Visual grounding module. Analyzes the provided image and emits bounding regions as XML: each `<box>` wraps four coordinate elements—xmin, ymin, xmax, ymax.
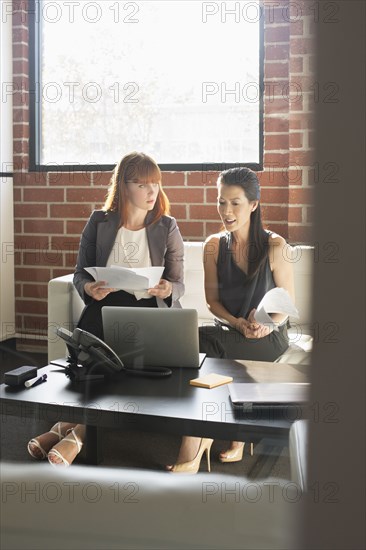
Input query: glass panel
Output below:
<box><xmin>39</xmin><ymin>0</ymin><xmax>262</xmax><ymax>166</ymax></box>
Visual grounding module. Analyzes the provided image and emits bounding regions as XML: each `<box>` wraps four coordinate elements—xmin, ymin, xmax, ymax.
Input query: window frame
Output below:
<box><xmin>29</xmin><ymin>1</ymin><xmax>264</xmax><ymax>173</ymax></box>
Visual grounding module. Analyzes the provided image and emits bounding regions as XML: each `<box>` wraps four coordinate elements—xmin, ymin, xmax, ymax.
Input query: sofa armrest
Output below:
<box><xmin>48</xmin><ymin>274</ymin><xmax>84</xmax><ymax>362</ymax></box>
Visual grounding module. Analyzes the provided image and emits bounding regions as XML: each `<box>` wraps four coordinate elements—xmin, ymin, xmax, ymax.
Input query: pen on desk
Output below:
<box><xmin>25</xmin><ymin>374</ymin><xmax>47</xmax><ymax>388</ymax></box>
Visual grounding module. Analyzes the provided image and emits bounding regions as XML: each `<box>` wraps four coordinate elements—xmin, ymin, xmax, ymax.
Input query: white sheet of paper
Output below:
<box><xmin>254</xmin><ymin>287</ymin><xmax>299</xmax><ymax>331</ymax></box>
<box><xmin>84</xmin><ymin>266</ymin><xmax>164</xmax><ymax>291</ymax></box>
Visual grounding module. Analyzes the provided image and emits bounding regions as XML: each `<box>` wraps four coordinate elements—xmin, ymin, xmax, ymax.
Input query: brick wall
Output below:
<box><xmin>11</xmin><ymin>0</ymin><xmax>315</xmax><ymax>350</ymax></box>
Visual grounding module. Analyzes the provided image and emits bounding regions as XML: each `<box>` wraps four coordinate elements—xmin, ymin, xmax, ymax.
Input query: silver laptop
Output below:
<box><xmin>102</xmin><ymin>307</ymin><xmax>205</xmax><ymax>368</ymax></box>
<box><xmin>228</xmin><ymin>383</ymin><xmax>310</xmax><ymax>410</ymax></box>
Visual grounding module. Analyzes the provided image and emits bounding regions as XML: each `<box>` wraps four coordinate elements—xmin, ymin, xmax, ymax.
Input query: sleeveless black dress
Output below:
<box><xmin>199</xmin><ymin>232</ymin><xmax>289</xmax><ymax>361</ymax></box>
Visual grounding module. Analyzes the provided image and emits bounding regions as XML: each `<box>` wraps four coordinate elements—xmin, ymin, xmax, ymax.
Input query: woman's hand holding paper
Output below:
<box><xmin>147</xmin><ymin>279</ymin><xmax>172</xmax><ymax>300</ymax></box>
<box><xmin>84</xmin><ymin>280</ymin><xmax>118</xmax><ymax>301</ymax></box>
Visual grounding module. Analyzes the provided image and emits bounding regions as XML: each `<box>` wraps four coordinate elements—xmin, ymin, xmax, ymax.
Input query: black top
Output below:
<box><xmin>217</xmin><ymin>231</ymin><xmax>275</xmax><ymax>319</ymax></box>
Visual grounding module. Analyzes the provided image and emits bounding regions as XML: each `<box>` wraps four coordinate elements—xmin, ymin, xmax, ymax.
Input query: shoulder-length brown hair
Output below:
<box><xmin>103</xmin><ymin>151</ymin><xmax>170</xmax><ymax>227</ymax></box>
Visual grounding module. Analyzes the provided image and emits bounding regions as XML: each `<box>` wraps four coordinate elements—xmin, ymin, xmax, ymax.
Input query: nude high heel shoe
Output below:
<box><xmin>47</xmin><ymin>428</ymin><xmax>83</xmax><ymax>467</ymax></box>
<box><xmin>219</xmin><ymin>442</ymin><xmax>254</xmax><ymax>463</ymax></box>
<box><xmin>27</xmin><ymin>422</ymin><xmax>70</xmax><ymax>460</ymax></box>
<box><xmin>170</xmin><ymin>438</ymin><xmax>214</xmax><ymax>474</ymax></box>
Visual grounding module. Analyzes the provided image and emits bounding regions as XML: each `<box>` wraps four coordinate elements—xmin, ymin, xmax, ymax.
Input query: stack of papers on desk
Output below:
<box><xmin>84</xmin><ymin>266</ymin><xmax>164</xmax><ymax>291</ymax></box>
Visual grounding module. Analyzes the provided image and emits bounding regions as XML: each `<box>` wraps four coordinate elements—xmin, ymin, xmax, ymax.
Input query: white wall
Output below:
<box><xmin>0</xmin><ymin>8</ymin><xmax>15</xmax><ymax>341</ymax></box>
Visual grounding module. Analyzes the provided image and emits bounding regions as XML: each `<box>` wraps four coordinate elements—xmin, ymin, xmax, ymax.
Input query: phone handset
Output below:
<box><xmin>56</xmin><ymin>327</ymin><xmax>171</xmax><ymax>379</ymax></box>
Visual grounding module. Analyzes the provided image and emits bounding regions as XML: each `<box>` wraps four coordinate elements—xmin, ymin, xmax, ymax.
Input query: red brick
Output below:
<box><xmin>51</xmin><ymin>268</ymin><xmax>74</xmax><ymax>278</ymax></box>
<box><xmin>14</xmin><ymin>203</ymin><xmax>48</xmax><ymax>218</ymax></box>
<box><xmin>93</xmin><ymin>170</ymin><xmax>113</xmax><ymax>185</ymax></box>
<box><xmin>265</xmin><ymin>44</ymin><xmax>290</xmax><ymax>61</ymax></box>
<box><xmin>205</xmin><ymin>222</ymin><xmax>223</xmax><ymax>236</ymax></box>
<box><xmin>267</xmin><ymin>6</ymin><xmax>291</xmax><ymax>25</ymax></box>
<box><xmin>264</xmin><ymin>223</ymin><xmax>288</xmax><ymax>240</ymax></box>
<box><xmin>190</xmin><ymin>205</ymin><xmax>219</xmax><ymax>220</ymax></box>
<box><xmin>13</xmin><ymin>59</ymin><xmax>29</xmax><ymax>75</ymax></box>
<box><xmin>289</xmin><ymin>57</ymin><xmax>303</xmax><ymax>73</ymax></box>
<box><xmin>65</xmin><ymin>253</ymin><xmax>78</xmax><ymax>268</ymax></box>
<box><xmin>168</xmin><ymin>188</ymin><xmax>204</xmax><ymax>203</ymax></box>
<box><xmin>23</xmin><ymin>250</ymin><xmax>63</xmax><ymax>267</ymax></box>
<box><xmin>289</xmin><ymin>150</ymin><xmax>314</xmax><ymax>167</ymax></box>
<box><xmin>291</xmin><ymin>38</ymin><xmax>315</xmax><ymax>56</ymax></box>
<box><xmin>262</xmin><ymin>205</ymin><xmax>288</xmax><ymax>222</ymax></box>
<box><xmin>265</xmin><ymin>134</ymin><xmax>289</xmax><ymax>151</ymax></box>
<box><xmin>16</xmin><ymin>300</ymin><xmax>48</xmax><ymax>315</ymax></box>
<box><xmin>67</xmin><ymin>188</ymin><xmax>106</xmax><ymax>203</ymax></box>
<box><xmin>13</xmin><ymin>154</ymin><xmax>29</xmax><ymax>170</ymax></box>
<box><xmin>13</xmin><ymin>43</ymin><xmax>28</xmax><ymax>59</ymax></box>
<box><xmin>187</xmin><ymin>171</ymin><xmax>220</xmax><ymax>186</ymax></box>
<box><xmin>15</xmin><ymin>172</ymin><xmax>48</xmax><ymax>186</ymax></box>
<box><xmin>289</xmin><ymin>133</ymin><xmax>303</xmax><ymax>148</ymax></box>
<box><xmin>15</xmin><ymin>235</ymin><xmax>49</xmax><ymax>249</ymax></box>
<box><xmin>264</xmin><ymin>117</ymin><xmax>289</xmax><ymax>133</ymax></box>
<box><xmin>13</xmin><ymin>140</ymin><xmax>28</xmax><ymax>154</ymax></box>
<box><xmin>161</xmin><ymin>172</ymin><xmax>185</xmax><ymax>186</ymax></box>
<box><xmin>13</xmin><ymin>124</ymin><xmax>29</xmax><ymax>139</ymax></box>
<box><xmin>13</xmin><ymin>108</ymin><xmax>29</xmax><ymax>123</ymax></box>
<box><xmin>13</xmin><ymin>26</ymin><xmax>29</xmax><ymax>44</ymax></box>
<box><xmin>290</xmin><ymin>113</ymin><xmax>315</xmax><ymax>130</ymax></box>
<box><xmin>177</xmin><ymin>222</ymin><xmax>204</xmax><ymax>239</ymax></box>
<box><xmin>15</xmin><ymin>283</ymin><xmax>22</xmax><ymax>298</ymax></box>
<box><xmin>14</xmin><ymin>219</ymin><xmax>22</xmax><ymax>233</ymax></box>
<box><xmin>287</xmin><ymin>168</ymin><xmax>303</xmax><ymax>185</ymax></box>
<box><xmin>258</xmin><ymin>169</ymin><xmax>288</xmax><ymax>186</ymax></box>
<box><xmin>23</xmin><ymin>284</ymin><xmax>48</xmax><ymax>299</ymax></box>
<box><xmin>206</xmin><ymin>188</ymin><xmax>219</xmax><ymax>203</ymax></box>
<box><xmin>265</xmin><ymin>62</ymin><xmax>289</xmax><ymax>79</ymax></box>
<box><xmin>50</xmin><ymin>204</ymin><xmax>92</xmax><ymax>218</ymax></box>
<box><xmin>14</xmin><ymin>251</ymin><xmax>22</xmax><ymax>265</ymax></box>
<box><xmin>15</xmin><ymin>267</ymin><xmax>51</xmax><ymax>282</ymax></box>
<box><xmin>288</xmin><ymin>225</ymin><xmax>313</xmax><ymax>244</ymax></box>
<box><xmin>23</xmin><ymin>188</ymin><xmax>64</xmax><ymax>202</ymax></box>
<box><xmin>13</xmin><ymin>188</ymin><xmax>22</xmax><ymax>202</ymax></box>
<box><xmin>23</xmin><ymin>220</ymin><xmax>64</xmax><ymax>234</ymax></box>
<box><xmin>51</xmin><ymin>236</ymin><xmax>80</xmax><ymax>253</ymax></box>
<box><xmin>265</xmin><ymin>26</ymin><xmax>289</xmax><ymax>43</ymax></box>
<box><xmin>288</xmin><ymin>207</ymin><xmax>303</xmax><ymax>222</ymax></box>
<box><xmin>263</xmin><ymin>153</ymin><xmax>290</xmax><ymax>169</ymax></box>
<box><xmin>13</xmin><ymin>91</ymin><xmax>29</xmax><ymax>108</ymax></box>
<box><xmin>48</xmin><ymin>172</ymin><xmax>91</xmax><ymax>186</ymax></box>
<box><xmin>265</xmin><ymin>97</ymin><xmax>290</xmax><ymax>116</ymax></box>
<box><xmin>261</xmin><ymin>188</ymin><xmax>289</xmax><ymax>204</ymax></box>
<box><xmin>290</xmin><ymin>19</ymin><xmax>304</xmax><ymax>36</ymax></box>
<box><xmin>18</xmin><ymin>315</ymin><xmax>49</xmax><ymax>333</ymax></box>
<box><xmin>170</xmin><ymin>204</ymin><xmax>187</xmax><ymax>219</ymax></box>
<box><xmin>67</xmin><ymin>220</ymin><xmax>86</xmax><ymax>235</ymax></box>
<box><xmin>289</xmin><ymin>188</ymin><xmax>314</xmax><ymax>204</ymax></box>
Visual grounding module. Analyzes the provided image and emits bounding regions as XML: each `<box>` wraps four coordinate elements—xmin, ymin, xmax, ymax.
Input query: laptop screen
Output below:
<box><xmin>101</xmin><ymin>307</ymin><xmax>204</xmax><ymax>368</ymax></box>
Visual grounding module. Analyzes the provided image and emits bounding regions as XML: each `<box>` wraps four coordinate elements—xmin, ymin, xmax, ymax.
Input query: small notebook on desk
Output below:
<box><xmin>190</xmin><ymin>373</ymin><xmax>233</xmax><ymax>389</ymax></box>
<box><xmin>228</xmin><ymin>382</ymin><xmax>310</xmax><ymax>409</ymax></box>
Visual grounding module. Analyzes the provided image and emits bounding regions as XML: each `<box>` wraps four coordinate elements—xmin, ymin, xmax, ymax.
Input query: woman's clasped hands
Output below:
<box><xmin>235</xmin><ymin>308</ymin><xmax>273</xmax><ymax>339</ymax></box>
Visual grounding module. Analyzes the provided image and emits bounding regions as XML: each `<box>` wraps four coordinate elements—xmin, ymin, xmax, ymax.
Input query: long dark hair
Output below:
<box><xmin>218</xmin><ymin>167</ymin><xmax>268</xmax><ymax>278</ymax></box>
<box><xmin>103</xmin><ymin>151</ymin><xmax>170</xmax><ymax>227</ymax></box>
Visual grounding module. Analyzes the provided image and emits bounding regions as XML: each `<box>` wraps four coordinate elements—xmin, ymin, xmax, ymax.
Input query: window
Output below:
<box><xmin>29</xmin><ymin>0</ymin><xmax>264</xmax><ymax>171</ymax></box>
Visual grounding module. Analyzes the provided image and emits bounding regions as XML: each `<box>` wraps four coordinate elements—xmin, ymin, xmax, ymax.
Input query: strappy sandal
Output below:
<box><xmin>47</xmin><ymin>428</ymin><xmax>83</xmax><ymax>467</ymax></box>
<box><xmin>27</xmin><ymin>422</ymin><xmax>68</xmax><ymax>460</ymax></box>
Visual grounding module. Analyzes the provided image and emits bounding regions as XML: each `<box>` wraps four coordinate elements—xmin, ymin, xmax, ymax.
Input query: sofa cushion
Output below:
<box><xmin>1</xmin><ymin>462</ymin><xmax>303</xmax><ymax>549</ymax></box>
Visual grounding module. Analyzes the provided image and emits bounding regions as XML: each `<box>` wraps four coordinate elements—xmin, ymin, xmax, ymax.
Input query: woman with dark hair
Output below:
<box><xmin>168</xmin><ymin>166</ymin><xmax>294</xmax><ymax>473</ymax></box>
<box><xmin>27</xmin><ymin>151</ymin><xmax>184</xmax><ymax>467</ymax></box>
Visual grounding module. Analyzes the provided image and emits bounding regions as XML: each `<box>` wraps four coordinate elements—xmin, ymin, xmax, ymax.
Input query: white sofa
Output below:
<box><xmin>48</xmin><ymin>242</ymin><xmax>314</xmax><ymax>363</ymax></box>
<box><xmin>1</xmin><ymin>462</ymin><xmax>304</xmax><ymax>550</ymax></box>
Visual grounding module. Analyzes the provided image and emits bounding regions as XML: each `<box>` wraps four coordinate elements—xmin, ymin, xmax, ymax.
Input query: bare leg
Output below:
<box><xmin>27</xmin><ymin>422</ymin><xmax>77</xmax><ymax>460</ymax></box>
<box><xmin>166</xmin><ymin>436</ymin><xmax>202</xmax><ymax>470</ymax></box>
<box><xmin>48</xmin><ymin>424</ymin><xmax>86</xmax><ymax>466</ymax></box>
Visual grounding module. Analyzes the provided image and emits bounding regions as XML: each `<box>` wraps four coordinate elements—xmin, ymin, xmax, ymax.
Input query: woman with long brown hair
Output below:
<box><xmin>27</xmin><ymin>151</ymin><xmax>184</xmax><ymax>467</ymax></box>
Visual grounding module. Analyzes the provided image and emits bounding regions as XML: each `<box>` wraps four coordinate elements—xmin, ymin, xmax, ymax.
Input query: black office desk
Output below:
<box><xmin>0</xmin><ymin>358</ymin><xmax>309</xmax><ymax>464</ymax></box>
